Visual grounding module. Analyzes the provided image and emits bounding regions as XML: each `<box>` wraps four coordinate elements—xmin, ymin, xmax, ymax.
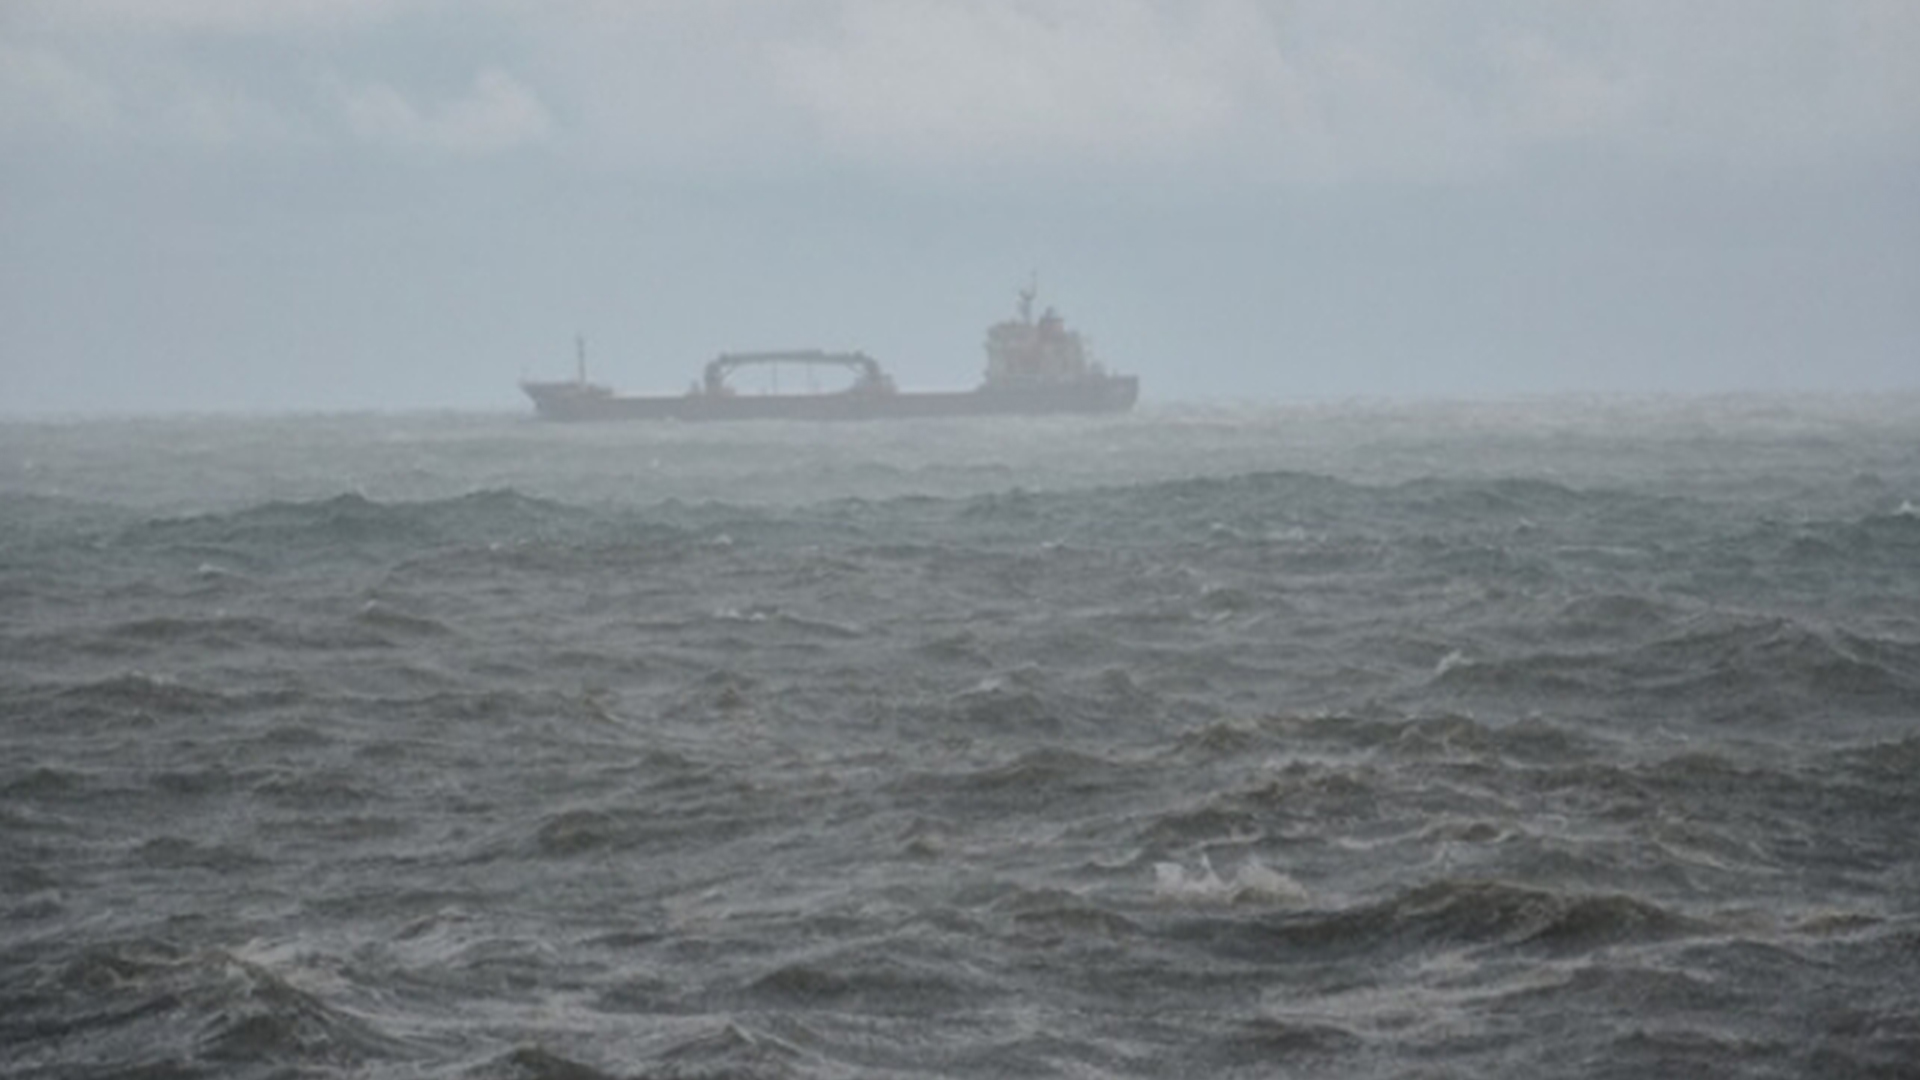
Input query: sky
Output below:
<box><xmin>2</xmin><ymin>0</ymin><xmax>1917</xmax><ymax>415</ymax></box>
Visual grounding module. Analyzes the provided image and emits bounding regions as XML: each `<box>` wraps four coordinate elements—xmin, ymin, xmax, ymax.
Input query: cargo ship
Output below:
<box><xmin>520</xmin><ymin>285</ymin><xmax>1138</xmax><ymax>422</ymax></box>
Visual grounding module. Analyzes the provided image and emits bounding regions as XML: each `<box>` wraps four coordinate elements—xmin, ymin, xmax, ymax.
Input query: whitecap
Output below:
<box><xmin>1154</xmin><ymin>854</ymin><xmax>1308</xmax><ymax>906</ymax></box>
<box><xmin>1233</xmin><ymin>860</ymin><xmax>1311</xmax><ymax>905</ymax></box>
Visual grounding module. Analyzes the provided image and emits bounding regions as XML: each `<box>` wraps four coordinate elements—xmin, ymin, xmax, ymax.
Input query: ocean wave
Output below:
<box><xmin>2</xmin><ymin>672</ymin><xmax>304</xmax><ymax>731</ymax></box>
<box><xmin>3</xmin><ymin>614</ymin><xmax>404</xmax><ymax>670</ymax></box>
<box><xmin>1134</xmin><ymin>799</ymin><xmax>1268</xmax><ymax>852</ymax></box>
<box><xmin>892</xmin><ymin>745</ymin><xmax>1142</xmax><ymax>819</ymax></box>
<box><xmin>738</xmin><ymin>947</ymin><xmax>999</xmax><ymax>1014</ymax></box>
<box><xmin>132</xmin><ymin>835</ymin><xmax>264</xmax><ymax>873</ymax></box>
<box><xmin>476</xmin><ymin>1044</ymin><xmax>623</xmax><ymax>1080</ymax></box>
<box><xmin>519</xmin><ymin>780</ymin><xmax>764</xmax><ymax>862</ymax></box>
<box><xmin>1201</xmin><ymin>713</ymin><xmax>1596</xmax><ymax>769</ymax></box>
<box><xmin>353</xmin><ymin>600</ymin><xmax>460</xmax><ymax>640</ymax></box>
<box><xmin>1203</xmin><ymin>1015</ymin><xmax>1366</xmax><ymax>1066</ymax></box>
<box><xmin>1783</xmin><ymin>510</ymin><xmax>1920</xmax><ymax>568</ymax></box>
<box><xmin>0</xmin><ymin>492</ymin><xmax>131</xmax><ymax>549</ymax></box>
<box><xmin>1641</xmin><ymin>617</ymin><xmax>1920</xmax><ymax>718</ymax></box>
<box><xmin>118</xmin><ymin>488</ymin><xmax>602</xmax><ymax>570</ymax></box>
<box><xmin>1432</xmin><ymin>614</ymin><xmax>1920</xmax><ymax>721</ymax></box>
<box><xmin>1176</xmin><ymin>878</ymin><xmax>1697</xmax><ymax>963</ymax></box>
<box><xmin>7</xmin><ymin>410</ymin><xmax>1918</xmax><ymax>1078</ymax></box>
<box><xmin>1834</xmin><ymin>733</ymin><xmax>1920</xmax><ymax>782</ymax></box>
<box><xmin>1153</xmin><ymin>855</ymin><xmax>1310</xmax><ymax>908</ymax></box>
<box><xmin>1550</xmin><ymin>592</ymin><xmax>1691</xmax><ymax>641</ymax></box>
<box><xmin>0</xmin><ymin>940</ymin><xmax>413</xmax><ymax>1077</ymax></box>
<box><xmin>1393</xmin><ymin>476</ymin><xmax>1594</xmax><ymax>520</ymax></box>
<box><xmin>643</xmin><ymin>1021</ymin><xmax>810</xmax><ymax>1080</ymax></box>
<box><xmin>988</xmin><ymin>883</ymin><xmax>1146</xmax><ymax>944</ymax></box>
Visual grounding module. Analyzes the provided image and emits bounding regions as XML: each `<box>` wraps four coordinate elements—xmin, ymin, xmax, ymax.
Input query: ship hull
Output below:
<box><xmin>521</xmin><ymin>376</ymin><xmax>1138</xmax><ymax>423</ymax></box>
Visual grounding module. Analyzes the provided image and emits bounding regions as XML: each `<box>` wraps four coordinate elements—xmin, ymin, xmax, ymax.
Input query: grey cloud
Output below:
<box><xmin>1</xmin><ymin>0</ymin><xmax>1914</xmax><ymax>415</ymax></box>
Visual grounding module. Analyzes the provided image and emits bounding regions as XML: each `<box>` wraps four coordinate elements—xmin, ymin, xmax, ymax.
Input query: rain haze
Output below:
<box><xmin>2</xmin><ymin>0</ymin><xmax>1917</xmax><ymax>415</ymax></box>
<box><xmin>10</xmin><ymin>7</ymin><xmax>1920</xmax><ymax>1079</ymax></box>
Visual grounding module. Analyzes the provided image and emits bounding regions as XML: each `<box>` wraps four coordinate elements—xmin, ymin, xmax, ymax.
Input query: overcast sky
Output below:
<box><xmin>3</xmin><ymin>0</ymin><xmax>1916</xmax><ymax>415</ymax></box>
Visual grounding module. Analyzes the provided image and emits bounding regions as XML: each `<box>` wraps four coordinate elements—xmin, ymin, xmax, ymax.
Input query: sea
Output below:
<box><xmin>3</xmin><ymin>397</ymin><xmax>1918</xmax><ymax>1079</ymax></box>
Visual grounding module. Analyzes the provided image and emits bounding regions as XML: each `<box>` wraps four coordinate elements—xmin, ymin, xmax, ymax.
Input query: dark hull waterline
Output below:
<box><xmin>521</xmin><ymin>376</ymin><xmax>1140</xmax><ymax>422</ymax></box>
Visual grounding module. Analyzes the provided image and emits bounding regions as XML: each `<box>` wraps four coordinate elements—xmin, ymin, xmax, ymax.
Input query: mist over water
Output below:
<box><xmin>4</xmin><ymin>398</ymin><xmax>1918</xmax><ymax>1078</ymax></box>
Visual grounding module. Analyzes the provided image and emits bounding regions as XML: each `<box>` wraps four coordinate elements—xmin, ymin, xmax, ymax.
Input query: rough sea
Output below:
<box><xmin>4</xmin><ymin>398</ymin><xmax>1918</xmax><ymax>1079</ymax></box>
